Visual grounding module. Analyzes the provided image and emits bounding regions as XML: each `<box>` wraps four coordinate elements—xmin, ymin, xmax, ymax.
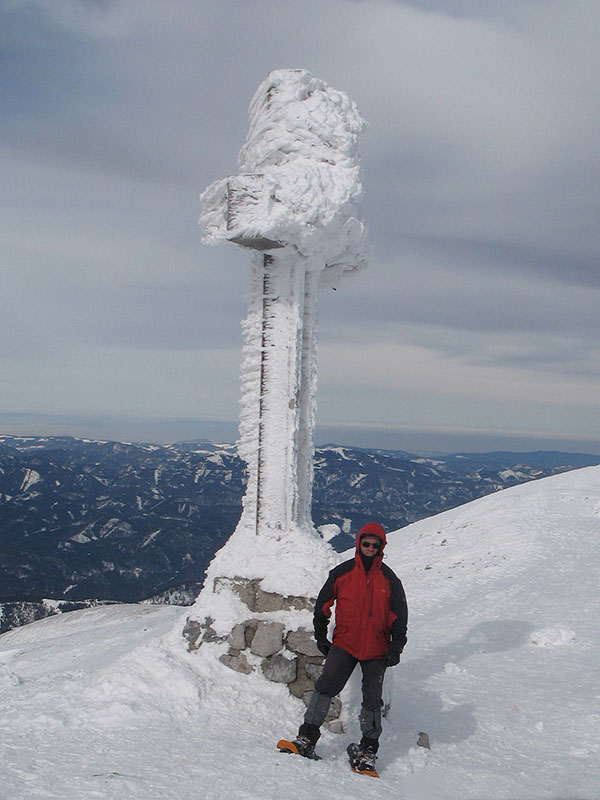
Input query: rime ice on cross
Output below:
<box><xmin>200</xmin><ymin>69</ymin><xmax>367</xmax><ymax>542</ymax></box>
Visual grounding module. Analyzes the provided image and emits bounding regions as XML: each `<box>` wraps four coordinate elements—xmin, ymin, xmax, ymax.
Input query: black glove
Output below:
<box><xmin>316</xmin><ymin>638</ymin><xmax>332</xmax><ymax>656</ymax></box>
<box><xmin>384</xmin><ymin>649</ymin><xmax>401</xmax><ymax>668</ymax></box>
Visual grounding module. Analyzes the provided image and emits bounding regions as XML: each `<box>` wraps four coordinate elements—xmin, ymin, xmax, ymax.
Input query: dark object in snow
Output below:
<box><xmin>277</xmin><ymin>737</ymin><xmax>321</xmax><ymax>760</ymax></box>
<box><xmin>347</xmin><ymin>742</ymin><xmax>380</xmax><ymax>778</ymax></box>
<box><xmin>417</xmin><ymin>731</ymin><xmax>431</xmax><ymax>749</ymax></box>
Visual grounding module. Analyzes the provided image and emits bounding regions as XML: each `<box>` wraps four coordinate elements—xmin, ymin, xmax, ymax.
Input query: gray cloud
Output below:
<box><xmin>1</xmin><ymin>0</ymin><xmax>599</xmax><ymax>451</ymax></box>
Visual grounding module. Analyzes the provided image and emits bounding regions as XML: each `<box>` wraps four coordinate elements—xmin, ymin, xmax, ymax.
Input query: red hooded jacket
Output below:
<box><xmin>313</xmin><ymin>522</ymin><xmax>408</xmax><ymax>661</ymax></box>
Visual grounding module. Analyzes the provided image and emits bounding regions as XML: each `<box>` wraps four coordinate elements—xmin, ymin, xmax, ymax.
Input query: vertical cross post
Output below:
<box><xmin>199</xmin><ymin>69</ymin><xmax>367</xmax><ymax>547</ymax></box>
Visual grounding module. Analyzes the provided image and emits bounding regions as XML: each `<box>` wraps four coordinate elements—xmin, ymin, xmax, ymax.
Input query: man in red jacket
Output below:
<box><xmin>279</xmin><ymin>522</ymin><xmax>408</xmax><ymax>774</ymax></box>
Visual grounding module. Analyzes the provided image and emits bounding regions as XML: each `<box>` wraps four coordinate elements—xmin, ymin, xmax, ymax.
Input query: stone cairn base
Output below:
<box><xmin>183</xmin><ymin>576</ymin><xmax>343</xmax><ymax>732</ymax></box>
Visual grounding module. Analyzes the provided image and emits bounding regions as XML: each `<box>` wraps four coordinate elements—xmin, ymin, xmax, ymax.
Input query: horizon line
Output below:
<box><xmin>1</xmin><ymin>412</ymin><xmax>599</xmax><ymax>457</ymax></box>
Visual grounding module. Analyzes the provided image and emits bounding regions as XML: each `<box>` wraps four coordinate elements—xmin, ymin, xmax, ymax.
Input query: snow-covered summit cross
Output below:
<box><xmin>199</xmin><ymin>69</ymin><xmax>367</xmax><ymax>589</ymax></box>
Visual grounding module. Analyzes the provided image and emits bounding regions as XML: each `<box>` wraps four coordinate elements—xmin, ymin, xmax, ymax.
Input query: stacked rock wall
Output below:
<box><xmin>183</xmin><ymin>576</ymin><xmax>344</xmax><ymax>732</ymax></box>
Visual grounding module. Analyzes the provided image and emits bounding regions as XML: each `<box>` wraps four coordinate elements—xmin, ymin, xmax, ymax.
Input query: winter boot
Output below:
<box><xmin>347</xmin><ymin>742</ymin><xmax>379</xmax><ymax>777</ymax></box>
<box><xmin>277</xmin><ymin>735</ymin><xmax>320</xmax><ymax>760</ymax></box>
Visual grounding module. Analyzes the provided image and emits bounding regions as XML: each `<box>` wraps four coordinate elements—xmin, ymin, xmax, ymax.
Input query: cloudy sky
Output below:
<box><xmin>2</xmin><ymin>0</ymin><xmax>599</xmax><ymax>454</ymax></box>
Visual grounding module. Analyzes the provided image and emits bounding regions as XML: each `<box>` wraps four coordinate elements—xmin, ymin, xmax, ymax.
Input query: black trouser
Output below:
<box><xmin>299</xmin><ymin>645</ymin><xmax>386</xmax><ymax>749</ymax></box>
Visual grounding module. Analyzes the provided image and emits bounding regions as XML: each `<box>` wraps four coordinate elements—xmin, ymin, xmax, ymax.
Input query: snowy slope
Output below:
<box><xmin>1</xmin><ymin>467</ymin><xmax>599</xmax><ymax>799</ymax></box>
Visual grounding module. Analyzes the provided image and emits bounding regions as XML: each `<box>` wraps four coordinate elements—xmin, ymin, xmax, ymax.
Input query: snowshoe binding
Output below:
<box><xmin>347</xmin><ymin>742</ymin><xmax>379</xmax><ymax>778</ymax></box>
<box><xmin>277</xmin><ymin>736</ymin><xmax>320</xmax><ymax>760</ymax></box>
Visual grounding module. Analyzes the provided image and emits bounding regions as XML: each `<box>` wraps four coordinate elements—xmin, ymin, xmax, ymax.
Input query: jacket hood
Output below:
<box><xmin>355</xmin><ymin>522</ymin><xmax>387</xmax><ymax>556</ymax></box>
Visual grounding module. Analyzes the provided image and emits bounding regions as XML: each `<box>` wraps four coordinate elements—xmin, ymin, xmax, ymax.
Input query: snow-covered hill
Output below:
<box><xmin>1</xmin><ymin>467</ymin><xmax>599</xmax><ymax>799</ymax></box>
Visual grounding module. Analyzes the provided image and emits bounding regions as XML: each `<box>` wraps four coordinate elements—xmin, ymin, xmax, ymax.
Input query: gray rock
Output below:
<box><xmin>255</xmin><ymin>588</ymin><xmax>314</xmax><ymax>613</ymax></box>
<box><xmin>219</xmin><ymin>652</ymin><xmax>253</xmax><ymax>674</ymax></box>
<box><xmin>255</xmin><ymin>588</ymin><xmax>284</xmax><ymax>613</ymax></box>
<box><xmin>325</xmin><ymin>719</ymin><xmax>344</xmax><ymax>734</ymax></box>
<box><xmin>182</xmin><ymin>618</ymin><xmax>202</xmax><ymax>649</ymax></box>
<box><xmin>280</xmin><ymin>594</ymin><xmax>315</xmax><ymax>612</ymax></box>
<box><xmin>288</xmin><ymin>672</ymin><xmax>314</xmax><ymax>698</ymax></box>
<box><xmin>417</xmin><ymin>731</ymin><xmax>430</xmax><ymax>749</ymax></box>
<box><xmin>212</xmin><ymin>576</ymin><xmax>314</xmax><ymax>613</ymax></box>
<box><xmin>213</xmin><ymin>576</ymin><xmax>259</xmax><ymax>611</ymax></box>
<box><xmin>286</xmin><ymin>627</ymin><xmax>321</xmax><ymax>656</ymax></box>
<box><xmin>288</xmin><ymin>655</ymin><xmax>322</xmax><ymax>698</ymax></box>
<box><xmin>227</xmin><ymin>623</ymin><xmax>247</xmax><ymax>651</ymax></box>
<box><xmin>262</xmin><ymin>653</ymin><xmax>297</xmax><ymax>683</ymax></box>
<box><xmin>305</xmin><ymin>661</ymin><xmax>323</xmax><ymax>681</ymax></box>
<box><xmin>244</xmin><ymin>619</ymin><xmax>259</xmax><ymax>648</ymax></box>
<box><xmin>182</xmin><ymin>615</ymin><xmax>227</xmax><ymax>649</ymax></box>
<box><xmin>201</xmin><ymin>623</ymin><xmax>225</xmax><ymax>644</ymax></box>
<box><xmin>250</xmin><ymin>621</ymin><xmax>285</xmax><ymax>657</ymax></box>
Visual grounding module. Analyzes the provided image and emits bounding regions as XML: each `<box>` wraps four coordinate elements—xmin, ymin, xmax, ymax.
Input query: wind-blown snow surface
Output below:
<box><xmin>2</xmin><ymin>467</ymin><xmax>599</xmax><ymax>799</ymax></box>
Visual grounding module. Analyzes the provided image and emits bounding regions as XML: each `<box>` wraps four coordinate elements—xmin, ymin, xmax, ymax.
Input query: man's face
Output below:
<box><xmin>360</xmin><ymin>536</ymin><xmax>381</xmax><ymax>554</ymax></box>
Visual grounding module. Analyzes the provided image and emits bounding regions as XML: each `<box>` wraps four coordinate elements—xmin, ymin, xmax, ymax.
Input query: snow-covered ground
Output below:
<box><xmin>1</xmin><ymin>466</ymin><xmax>599</xmax><ymax>799</ymax></box>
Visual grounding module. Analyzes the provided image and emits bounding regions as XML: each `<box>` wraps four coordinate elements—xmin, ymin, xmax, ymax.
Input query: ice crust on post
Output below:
<box><xmin>196</xmin><ymin>70</ymin><xmax>367</xmax><ymax>599</ymax></box>
<box><xmin>200</xmin><ymin>68</ymin><xmax>368</xmax><ymax>275</ymax></box>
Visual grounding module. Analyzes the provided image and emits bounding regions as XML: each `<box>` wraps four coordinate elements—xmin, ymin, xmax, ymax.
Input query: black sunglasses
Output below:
<box><xmin>360</xmin><ymin>539</ymin><xmax>381</xmax><ymax>550</ymax></box>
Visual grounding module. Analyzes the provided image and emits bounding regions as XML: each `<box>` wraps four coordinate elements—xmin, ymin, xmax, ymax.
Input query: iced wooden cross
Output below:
<box><xmin>200</xmin><ymin>69</ymin><xmax>367</xmax><ymax>544</ymax></box>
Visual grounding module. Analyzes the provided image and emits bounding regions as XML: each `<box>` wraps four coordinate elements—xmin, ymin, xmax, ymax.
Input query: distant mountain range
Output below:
<box><xmin>1</xmin><ymin>434</ymin><xmax>598</xmax><ymax>632</ymax></box>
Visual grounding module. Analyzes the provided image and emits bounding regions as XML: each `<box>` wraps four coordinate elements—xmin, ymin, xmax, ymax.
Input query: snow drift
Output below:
<box><xmin>1</xmin><ymin>466</ymin><xmax>599</xmax><ymax>799</ymax></box>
